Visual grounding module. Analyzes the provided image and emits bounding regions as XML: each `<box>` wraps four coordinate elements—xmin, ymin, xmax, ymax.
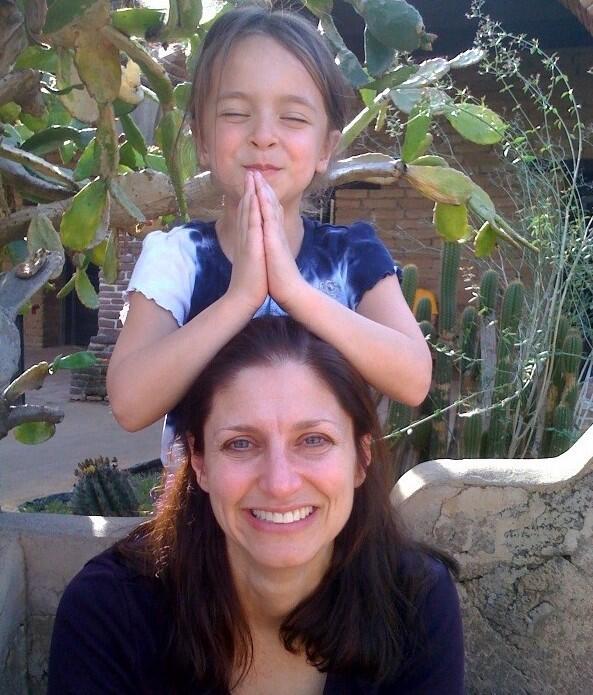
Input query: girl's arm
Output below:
<box><xmin>286</xmin><ymin>276</ymin><xmax>432</xmax><ymax>407</ymax></box>
<box><xmin>107</xmin><ymin>171</ymin><xmax>266</xmax><ymax>431</ymax></box>
<box><xmin>106</xmin><ymin>291</ymin><xmax>256</xmax><ymax>431</ymax></box>
<box><xmin>253</xmin><ymin>170</ymin><xmax>431</xmax><ymax>406</ymax></box>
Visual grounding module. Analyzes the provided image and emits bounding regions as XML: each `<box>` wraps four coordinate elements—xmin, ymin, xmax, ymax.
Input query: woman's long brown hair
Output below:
<box><xmin>117</xmin><ymin>317</ymin><xmax>457</xmax><ymax>692</ymax></box>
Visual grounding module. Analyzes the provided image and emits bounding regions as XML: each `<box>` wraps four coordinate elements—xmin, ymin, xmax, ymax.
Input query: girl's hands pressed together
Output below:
<box><xmin>227</xmin><ymin>170</ymin><xmax>268</xmax><ymax>313</ymax></box>
<box><xmin>253</xmin><ymin>170</ymin><xmax>306</xmax><ymax>311</ymax></box>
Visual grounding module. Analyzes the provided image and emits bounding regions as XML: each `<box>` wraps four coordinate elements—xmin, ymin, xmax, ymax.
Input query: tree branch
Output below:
<box><xmin>6</xmin><ymin>403</ymin><xmax>64</xmax><ymax>429</ymax></box>
<box><xmin>0</xmin><ymin>142</ymin><xmax>79</xmax><ymax>191</ymax></box>
<box><xmin>0</xmin><ymin>156</ymin><xmax>404</xmax><ymax>242</ymax></box>
<box><xmin>0</xmin><ymin>158</ymin><xmax>75</xmax><ymax>203</ymax></box>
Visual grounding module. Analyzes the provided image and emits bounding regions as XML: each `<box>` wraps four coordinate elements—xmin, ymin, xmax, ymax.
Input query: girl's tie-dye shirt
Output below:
<box><xmin>125</xmin><ymin>216</ymin><xmax>401</xmax><ymax>465</ymax></box>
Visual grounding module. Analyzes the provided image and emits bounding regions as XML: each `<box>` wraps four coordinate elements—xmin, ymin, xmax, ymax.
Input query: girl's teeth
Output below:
<box><xmin>251</xmin><ymin>506</ymin><xmax>314</xmax><ymax>524</ymax></box>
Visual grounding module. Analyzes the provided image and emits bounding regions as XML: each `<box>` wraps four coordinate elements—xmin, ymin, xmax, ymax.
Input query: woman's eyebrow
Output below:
<box><xmin>215</xmin><ymin>419</ymin><xmax>340</xmax><ymax>435</ymax></box>
<box><xmin>218</xmin><ymin>91</ymin><xmax>317</xmax><ymax>110</ymax></box>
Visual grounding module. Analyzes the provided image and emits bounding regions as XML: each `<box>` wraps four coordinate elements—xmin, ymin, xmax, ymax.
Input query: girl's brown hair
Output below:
<box><xmin>186</xmin><ymin>5</ymin><xmax>354</xmax><ymax>209</ymax></box>
<box><xmin>189</xmin><ymin>5</ymin><xmax>353</xmax><ymax>141</ymax></box>
<box><xmin>117</xmin><ymin>316</ymin><xmax>457</xmax><ymax>692</ymax></box>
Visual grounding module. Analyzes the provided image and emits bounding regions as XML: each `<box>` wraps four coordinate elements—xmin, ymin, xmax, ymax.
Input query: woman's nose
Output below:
<box><xmin>258</xmin><ymin>447</ymin><xmax>301</xmax><ymax>498</ymax></box>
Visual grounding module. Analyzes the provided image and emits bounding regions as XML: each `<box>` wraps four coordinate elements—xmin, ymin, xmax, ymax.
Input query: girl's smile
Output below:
<box><xmin>197</xmin><ymin>35</ymin><xmax>340</xmax><ymax>220</ymax></box>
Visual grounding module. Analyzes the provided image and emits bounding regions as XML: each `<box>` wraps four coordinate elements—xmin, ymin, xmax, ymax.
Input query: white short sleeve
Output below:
<box><xmin>124</xmin><ymin>225</ymin><xmax>197</xmax><ymax>327</ymax></box>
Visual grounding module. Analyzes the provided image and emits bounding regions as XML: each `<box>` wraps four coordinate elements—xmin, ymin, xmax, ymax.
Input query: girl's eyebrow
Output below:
<box><xmin>218</xmin><ymin>90</ymin><xmax>317</xmax><ymax>111</ymax></box>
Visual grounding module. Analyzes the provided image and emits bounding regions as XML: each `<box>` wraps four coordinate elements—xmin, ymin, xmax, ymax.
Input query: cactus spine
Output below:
<box><xmin>71</xmin><ymin>456</ymin><xmax>138</xmax><ymax>516</ymax></box>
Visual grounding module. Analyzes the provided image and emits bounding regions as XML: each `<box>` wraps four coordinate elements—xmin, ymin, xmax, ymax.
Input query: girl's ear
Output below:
<box><xmin>187</xmin><ymin>434</ymin><xmax>209</xmax><ymax>492</ymax></box>
<box><xmin>315</xmin><ymin>129</ymin><xmax>342</xmax><ymax>174</ymax></box>
<box><xmin>192</xmin><ymin>122</ymin><xmax>210</xmax><ymax>169</ymax></box>
<box><xmin>355</xmin><ymin>434</ymin><xmax>372</xmax><ymax>487</ymax></box>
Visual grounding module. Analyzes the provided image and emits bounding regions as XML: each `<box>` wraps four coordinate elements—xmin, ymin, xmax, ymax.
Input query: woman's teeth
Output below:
<box><xmin>250</xmin><ymin>506</ymin><xmax>314</xmax><ymax>524</ymax></box>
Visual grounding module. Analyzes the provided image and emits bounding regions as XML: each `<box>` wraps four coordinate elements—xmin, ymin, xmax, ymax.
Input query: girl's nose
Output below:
<box><xmin>249</xmin><ymin>114</ymin><xmax>278</xmax><ymax>148</ymax></box>
<box><xmin>258</xmin><ymin>447</ymin><xmax>301</xmax><ymax>498</ymax></box>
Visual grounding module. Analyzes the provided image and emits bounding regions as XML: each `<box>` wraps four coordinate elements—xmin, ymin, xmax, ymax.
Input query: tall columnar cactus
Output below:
<box><xmin>479</xmin><ymin>268</ymin><xmax>499</xmax><ymax>314</ymax></box>
<box><xmin>460</xmin><ymin>412</ymin><xmax>482</xmax><ymax>458</ymax></box>
<box><xmin>541</xmin><ymin>329</ymin><xmax>583</xmax><ymax>457</ymax></box>
<box><xmin>484</xmin><ymin>280</ymin><xmax>525</xmax><ymax>457</ymax></box>
<box><xmin>459</xmin><ymin>305</ymin><xmax>479</xmax><ymax>392</ymax></box>
<box><xmin>415</xmin><ymin>296</ymin><xmax>433</xmax><ymax>323</ymax></box>
<box><xmin>559</xmin><ymin>331</ymin><xmax>582</xmax><ymax>409</ymax></box>
<box><xmin>401</xmin><ymin>264</ymin><xmax>418</xmax><ymax>309</ymax></box>
<box><xmin>428</xmin><ymin>241</ymin><xmax>460</xmax><ymax>458</ymax></box>
<box><xmin>386</xmin><ymin>251</ymin><xmax>582</xmax><ymax>467</ymax></box>
<box><xmin>71</xmin><ymin>456</ymin><xmax>139</xmax><ymax>516</ymax></box>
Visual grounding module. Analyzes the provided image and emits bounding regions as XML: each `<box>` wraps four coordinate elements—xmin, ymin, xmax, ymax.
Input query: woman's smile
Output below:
<box><xmin>191</xmin><ymin>361</ymin><xmax>366</xmax><ymax>573</ymax></box>
<box><xmin>246</xmin><ymin>505</ymin><xmax>318</xmax><ymax>532</ymax></box>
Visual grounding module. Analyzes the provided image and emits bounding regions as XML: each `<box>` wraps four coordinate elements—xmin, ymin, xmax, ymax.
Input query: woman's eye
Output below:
<box><xmin>302</xmin><ymin>434</ymin><xmax>330</xmax><ymax>447</ymax></box>
<box><xmin>226</xmin><ymin>438</ymin><xmax>253</xmax><ymax>451</ymax></box>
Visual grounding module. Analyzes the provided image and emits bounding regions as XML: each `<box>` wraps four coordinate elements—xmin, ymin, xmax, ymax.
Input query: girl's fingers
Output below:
<box><xmin>239</xmin><ymin>171</ymin><xmax>254</xmax><ymax>239</ymax></box>
<box><xmin>249</xmin><ymin>181</ymin><xmax>263</xmax><ymax>229</ymax></box>
<box><xmin>253</xmin><ymin>171</ymin><xmax>283</xmax><ymax>229</ymax></box>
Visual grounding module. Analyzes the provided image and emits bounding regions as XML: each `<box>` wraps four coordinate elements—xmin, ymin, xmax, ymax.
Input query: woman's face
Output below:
<box><xmin>191</xmin><ymin>361</ymin><xmax>368</xmax><ymax>577</ymax></box>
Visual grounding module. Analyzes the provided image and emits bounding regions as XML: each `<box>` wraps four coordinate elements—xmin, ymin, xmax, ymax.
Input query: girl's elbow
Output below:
<box><xmin>107</xmin><ymin>380</ymin><xmax>143</xmax><ymax>432</ymax></box>
<box><xmin>404</xmin><ymin>348</ymin><xmax>433</xmax><ymax>406</ymax></box>
<box><xmin>108</xmin><ymin>394</ymin><xmax>141</xmax><ymax>432</ymax></box>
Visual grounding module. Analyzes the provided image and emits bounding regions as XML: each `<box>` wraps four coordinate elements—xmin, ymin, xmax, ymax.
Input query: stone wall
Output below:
<box><xmin>2</xmin><ymin>426</ymin><xmax>593</xmax><ymax>693</ymax></box>
<box><xmin>392</xmin><ymin>425</ymin><xmax>593</xmax><ymax>693</ymax></box>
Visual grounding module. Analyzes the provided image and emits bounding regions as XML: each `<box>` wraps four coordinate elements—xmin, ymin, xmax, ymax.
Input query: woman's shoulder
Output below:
<box><xmin>60</xmin><ymin>545</ymin><xmax>162</xmax><ymax>615</ymax></box>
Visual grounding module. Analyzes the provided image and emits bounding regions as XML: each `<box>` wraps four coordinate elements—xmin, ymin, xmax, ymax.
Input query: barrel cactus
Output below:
<box><xmin>71</xmin><ymin>456</ymin><xmax>139</xmax><ymax>516</ymax></box>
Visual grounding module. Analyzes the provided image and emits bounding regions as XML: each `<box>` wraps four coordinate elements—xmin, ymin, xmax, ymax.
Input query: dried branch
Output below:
<box><xmin>6</xmin><ymin>403</ymin><xmax>64</xmax><ymax>430</ymax></box>
<box><xmin>0</xmin><ymin>156</ymin><xmax>405</xmax><ymax>242</ymax></box>
<box><xmin>0</xmin><ymin>142</ymin><xmax>79</xmax><ymax>191</ymax></box>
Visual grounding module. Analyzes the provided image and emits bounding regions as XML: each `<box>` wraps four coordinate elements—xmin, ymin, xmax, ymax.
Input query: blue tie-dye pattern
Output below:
<box><xmin>163</xmin><ymin>216</ymin><xmax>400</xmax><ymax>464</ymax></box>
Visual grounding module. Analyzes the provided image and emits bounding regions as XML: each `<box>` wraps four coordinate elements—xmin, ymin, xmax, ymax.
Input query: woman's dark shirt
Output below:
<box><xmin>47</xmin><ymin>547</ymin><xmax>464</xmax><ymax>694</ymax></box>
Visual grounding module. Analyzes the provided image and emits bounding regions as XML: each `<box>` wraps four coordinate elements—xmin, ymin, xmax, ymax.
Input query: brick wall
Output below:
<box><xmin>70</xmin><ymin>231</ymin><xmax>142</xmax><ymax>400</ymax></box>
<box><xmin>22</xmin><ymin>290</ymin><xmax>45</xmax><ymax>349</ymax></box>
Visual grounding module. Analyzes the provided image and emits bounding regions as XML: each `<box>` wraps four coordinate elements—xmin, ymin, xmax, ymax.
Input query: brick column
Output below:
<box><xmin>70</xmin><ymin>230</ymin><xmax>143</xmax><ymax>400</ymax></box>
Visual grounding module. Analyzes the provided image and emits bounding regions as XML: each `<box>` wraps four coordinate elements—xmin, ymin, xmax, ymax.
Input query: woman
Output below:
<box><xmin>48</xmin><ymin>317</ymin><xmax>463</xmax><ymax>694</ymax></box>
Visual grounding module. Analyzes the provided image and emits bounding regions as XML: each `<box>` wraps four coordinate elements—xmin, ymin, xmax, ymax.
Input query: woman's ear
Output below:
<box><xmin>187</xmin><ymin>433</ymin><xmax>209</xmax><ymax>492</ymax></box>
<box><xmin>315</xmin><ymin>129</ymin><xmax>342</xmax><ymax>174</ymax></box>
<box><xmin>355</xmin><ymin>434</ymin><xmax>372</xmax><ymax>487</ymax></box>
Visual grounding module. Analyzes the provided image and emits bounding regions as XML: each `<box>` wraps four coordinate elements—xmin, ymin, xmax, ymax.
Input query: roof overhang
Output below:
<box><xmin>557</xmin><ymin>0</ymin><xmax>593</xmax><ymax>35</ymax></box>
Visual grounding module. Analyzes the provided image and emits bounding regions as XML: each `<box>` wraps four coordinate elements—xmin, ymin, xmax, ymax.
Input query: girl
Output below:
<box><xmin>106</xmin><ymin>6</ymin><xmax>432</xmax><ymax>467</ymax></box>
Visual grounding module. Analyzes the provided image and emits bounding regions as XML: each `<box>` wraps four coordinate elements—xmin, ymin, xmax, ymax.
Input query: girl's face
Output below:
<box><xmin>196</xmin><ymin>35</ymin><xmax>341</xmax><ymax>213</ymax></box>
<box><xmin>190</xmin><ymin>361</ymin><xmax>368</xmax><ymax>578</ymax></box>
